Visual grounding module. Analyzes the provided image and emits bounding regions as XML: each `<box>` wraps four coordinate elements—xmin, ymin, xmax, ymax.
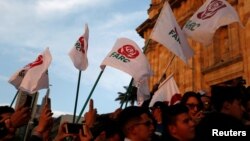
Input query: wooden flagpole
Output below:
<box><xmin>72</xmin><ymin>70</ymin><xmax>82</xmax><ymax>123</ymax></box>
<box><xmin>158</xmin><ymin>54</ymin><xmax>175</xmax><ymax>84</ymax></box>
<box><xmin>76</xmin><ymin>68</ymin><xmax>105</xmax><ymax>123</ymax></box>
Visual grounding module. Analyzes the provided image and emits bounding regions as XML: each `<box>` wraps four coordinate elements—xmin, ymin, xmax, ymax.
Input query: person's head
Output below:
<box><xmin>91</xmin><ymin>114</ymin><xmax>122</xmax><ymax>141</ymax></box>
<box><xmin>211</xmin><ymin>86</ymin><xmax>244</xmax><ymax>119</ymax></box>
<box><xmin>150</xmin><ymin>101</ymin><xmax>167</xmax><ymax>123</ymax></box>
<box><xmin>200</xmin><ymin>95</ymin><xmax>211</xmax><ymax>112</ymax></box>
<box><xmin>118</xmin><ymin>106</ymin><xmax>154</xmax><ymax>141</ymax></box>
<box><xmin>0</xmin><ymin>106</ymin><xmax>15</xmax><ymax>141</ymax></box>
<box><xmin>163</xmin><ymin>103</ymin><xmax>195</xmax><ymax>141</ymax></box>
<box><xmin>0</xmin><ymin>106</ymin><xmax>15</xmax><ymax>121</ymax></box>
<box><xmin>180</xmin><ymin>91</ymin><xmax>203</xmax><ymax>119</ymax></box>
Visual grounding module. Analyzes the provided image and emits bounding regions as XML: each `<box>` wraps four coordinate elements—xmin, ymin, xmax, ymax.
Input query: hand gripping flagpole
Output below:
<box><xmin>72</xmin><ymin>70</ymin><xmax>82</xmax><ymax>123</ymax></box>
<box><xmin>76</xmin><ymin>67</ymin><xmax>105</xmax><ymax>123</ymax></box>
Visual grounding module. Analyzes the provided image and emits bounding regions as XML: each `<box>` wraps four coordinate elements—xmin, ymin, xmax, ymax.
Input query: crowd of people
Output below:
<box><xmin>1</xmin><ymin>85</ymin><xmax>250</xmax><ymax>141</ymax></box>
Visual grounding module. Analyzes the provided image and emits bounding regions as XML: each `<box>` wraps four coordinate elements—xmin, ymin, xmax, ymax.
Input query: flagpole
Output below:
<box><xmin>159</xmin><ymin>54</ymin><xmax>175</xmax><ymax>83</ymax></box>
<box><xmin>73</xmin><ymin>70</ymin><xmax>82</xmax><ymax>123</ymax></box>
<box><xmin>76</xmin><ymin>68</ymin><xmax>105</xmax><ymax>123</ymax></box>
<box><xmin>120</xmin><ymin>79</ymin><xmax>133</xmax><ymax>108</ymax></box>
<box><xmin>23</xmin><ymin>92</ymin><xmax>38</xmax><ymax>141</ymax></box>
<box><xmin>153</xmin><ymin>54</ymin><xmax>175</xmax><ymax>91</ymax></box>
<box><xmin>10</xmin><ymin>90</ymin><xmax>19</xmax><ymax>107</ymax></box>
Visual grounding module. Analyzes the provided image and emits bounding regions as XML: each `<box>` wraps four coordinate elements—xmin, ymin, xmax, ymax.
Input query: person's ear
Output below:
<box><xmin>168</xmin><ymin>125</ymin><xmax>177</xmax><ymax>135</ymax></box>
<box><xmin>222</xmin><ymin>101</ymin><xmax>232</xmax><ymax>111</ymax></box>
<box><xmin>99</xmin><ymin>131</ymin><xmax>106</xmax><ymax>140</ymax></box>
<box><xmin>130</xmin><ymin>125</ymin><xmax>137</xmax><ymax>135</ymax></box>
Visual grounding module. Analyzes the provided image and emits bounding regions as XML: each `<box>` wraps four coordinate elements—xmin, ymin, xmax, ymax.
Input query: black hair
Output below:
<box><xmin>0</xmin><ymin>106</ymin><xmax>14</xmax><ymax>120</ymax></box>
<box><xmin>162</xmin><ymin>103</ymin><xmax>189</xmax><ymax>126</ymax></box>
<box><xmin>180</xmin><ymin>91</ymin><xmax>203</xmax><ymax>109</ymax></box>
<box><xmin>211</xmin><ymin>86</ymin><xmax>243</xmax><ymax>111</ymax></box>
<box><xmin>0</xmin><ymin>106</ymin><xmax>15</xmax><ymax>115</ymax></box>
<box><xmin>90</xmin><ymin>114</ymin><xmax>122</xmax><ymax>139</ymax></box>
<box><xmin>117</xmin><ymin>106</ymin><xmax>150</xmax><ymax>135</ymax></box>
<box><xmin>150</xmin><ymin>101</ymin><xmax>168</xmax><ymax>111</ymax></box>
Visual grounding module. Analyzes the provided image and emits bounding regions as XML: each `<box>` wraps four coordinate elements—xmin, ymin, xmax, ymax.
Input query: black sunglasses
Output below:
<box><xmin>186</xmin><ymin>103</ymin><xmax>201</xmax><ymax>110</ymax></box>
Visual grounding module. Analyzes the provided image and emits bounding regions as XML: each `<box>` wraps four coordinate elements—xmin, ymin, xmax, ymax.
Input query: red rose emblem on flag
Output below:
<box><xmin>118</xmin><ymin>45</ymin><xmax>139</xmax><ymax>59</ymax></box>
<box><xmin>197</xmin><ymin>0</ymin><xmax>226</xmax><ymax>20</ymax></box>
<box><xmin>75</xmin><ymin>36</ymin><xmax>87</xmax><ymax>54</ymax></box>
<box><xmin>25</xmin><ymin>55</ymin><xmax>43</xmax><ymax>69</ymax></box>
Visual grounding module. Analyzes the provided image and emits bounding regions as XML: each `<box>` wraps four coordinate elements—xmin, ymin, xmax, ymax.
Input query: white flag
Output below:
<box><xmin>9</xmin><ymin>69</ymin><xmax>26</xmax><ymax>90</ymax></box>
<box><xmin>183</xmin><ymin>0</ymin><xmax>243</xmax><ymax>46</ymax></box>
<box><xmin>150</xmin><ymin>2</ymin><xmax>194</xmax><ymax>64</ymax></box>
<box><xmin>135</xmin><ymin>78</ymin><xmax>150</xmax><ymax>106</ymax></box>
<box><xmin>9</xmin><ymin>48</ymin><xmax>52</xmax><ymax>94</ymax></box>
<box><xmin>101</xmin><ymin>37</ymin><xmax>152</xmax><ymax>101</ymax></box>
<box><xmin>149</xmin><ymin>74</ymin><xmax>182</xmax><ymax>107</ymax></box>
<box><xmin>69</xmin><ymin>24</ymin><xmax>89</xmax><ymax>70</ymax></box>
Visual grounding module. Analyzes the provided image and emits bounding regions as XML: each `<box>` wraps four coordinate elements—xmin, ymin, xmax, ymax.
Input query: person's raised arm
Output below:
<box><xmin>54</xmin><ymin>122</ymin><xmax>74</xmax><ymax>141</ymax></box>
<box><xmin>32</xmin><ymin>104</ymin><xmax>53</xmax><ymax>139</ymax></box>
<box><xmin>84</xmin><ymin>99</ymin><xmax>97</xmax><ymax>128</ymax></box>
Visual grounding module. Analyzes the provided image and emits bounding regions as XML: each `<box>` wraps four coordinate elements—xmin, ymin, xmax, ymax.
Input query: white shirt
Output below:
<box><xmin>124</xmin><ymin>138</ymin><xmax>132</xmax><ymax>141</ymax></box>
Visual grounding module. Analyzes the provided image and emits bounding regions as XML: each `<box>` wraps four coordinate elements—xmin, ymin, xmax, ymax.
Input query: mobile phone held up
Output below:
<box><xmin>65</xmin><ymin>123</ymin><xmax>84</xmax><ymax>134</ymax></box>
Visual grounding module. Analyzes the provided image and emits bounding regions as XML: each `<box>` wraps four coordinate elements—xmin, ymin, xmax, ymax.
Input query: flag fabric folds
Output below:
<box><xmin>69</xmin><ymin>24</ymin><xmax>89</xmax><ymax>71</ymax></box>
<box><xmin>150</xmin><ymin>2</ymin><xmax>194</xmax><ymax>64</ymax></box>
<box><xmin>183</xmin><ymin>0</ymin><xmax>243</xmax><ymax>46</ymax></box>
<box><xmin>101</xmin><ymin>37</ymin><xmax>153</xmax><ymax>102</ymax></box>
<box><xmin>149</xmin><ymin>74</ymin><xmax>181</xmax><ymax>107</ymax></box>
<box><xmin>135</xmin><ymin>78</ymin><xmax>151</xmax><ymax>106</ymax></box>
<box><xmin>9</xmin><ymin>48</ymin><xmax>52</xmax><ymax>94</ymax></box>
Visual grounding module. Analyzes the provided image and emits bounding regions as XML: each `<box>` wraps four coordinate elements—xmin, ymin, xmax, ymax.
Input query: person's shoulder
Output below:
<box><xmin>195</xmin><ymin>112</ymin><xmax>248</xmax><ymax>141</ymax></box>
<box><xmin>198</xmin><ymin>112</ymin><xmax>245</xmax><ymax>128</ymax></box>
<box><xmin>29</xmin><ymin>135</ymin><xmax>43</xmax><ymax>141</ymax></box>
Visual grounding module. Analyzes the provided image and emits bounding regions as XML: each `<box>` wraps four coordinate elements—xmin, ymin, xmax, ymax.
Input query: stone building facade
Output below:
<box><xmin>136</xmin><ymin>0</ymin><xmax>250</xmax><ymax>94</ymax></box>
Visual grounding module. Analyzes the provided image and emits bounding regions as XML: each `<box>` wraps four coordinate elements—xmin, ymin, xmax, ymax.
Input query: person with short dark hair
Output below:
<box><xmin>150</xmin><ymin>101</ymin><xmax>167</xmax><ymax>137</ymax></box>
<box><xmin>0</xmin><ymin>105</ymin><xmax>31</xmax><ymax>140</ymax></box>
<box><xmin>90</xmin><ymin>114</ymin><xmax>122</xmax><ymax>141</ymax></box>
<box><xmin>162</xmin><ymin>103</ymin><xmax>195</xmax><ymax>141</ymax></box>
<box><xmin>210</xmin><ymin>86</ymin><xmax>244</xmax><ymax>117</ymax></box>
<box><xmin>118</xmin><ymin>106</ymin><xmax>154</xmax><ymax>141</ymax></box>
<box><xmin>0</xmin><ymin>106</ymin><xmax>15</xmax><ymax>117</ymax></box>
<box><xmin>0</xmin><ymin>106</ymin><xmax>15</xmax><ymax>139</ymax></box>
<box><xmin>195</xmin><ymin>86</ymin><xmax>248</xmax><ymax>140</ymax></box>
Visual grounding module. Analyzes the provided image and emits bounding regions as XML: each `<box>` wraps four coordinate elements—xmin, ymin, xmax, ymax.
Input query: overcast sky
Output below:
<box><xmin>0</xmin><ymin>0</ymin><xmax>150</xmax><ymax>117</ymax></box>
